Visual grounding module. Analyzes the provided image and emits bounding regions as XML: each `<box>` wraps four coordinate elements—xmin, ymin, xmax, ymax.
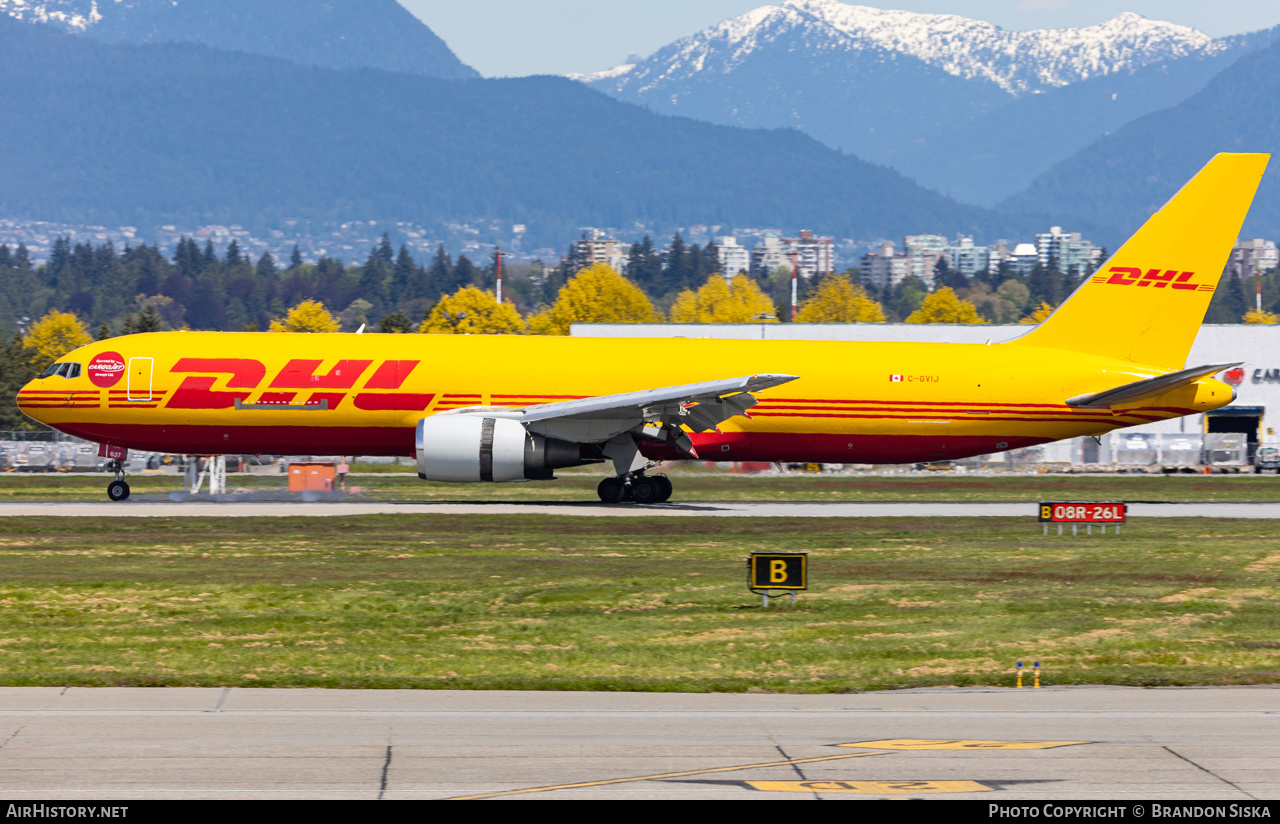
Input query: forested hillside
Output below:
<box><xmin>1</xmin><ymin>0</ymin><xmax>479</xmax><ymax>79</ymax></box>
<box><xmin>887</xmin><ymin>47</ymin><xmax>1267</xmax><ymax>207</ymax></box>
<box><xmin>1001</xmin><ymin>37</ymin><xmax>1280</xmax><ymax>241</ymax></box>
<box><xmin>0</xmin><ymin>232</ymin><xmax>720</xmax><ymax>339</ymax></box>
<box><xmin>0</xmin><ymin>17</ymin><xmax>1019</xmax><ymax>250</ymax></box>
<box><xmin>0</xmin><ymin>227</ymin><xmax>1096</xmax><ymax>339</ymax></box>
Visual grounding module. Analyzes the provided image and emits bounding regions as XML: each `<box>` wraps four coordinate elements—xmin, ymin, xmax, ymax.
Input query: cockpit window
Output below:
<box><xmin>39</xmin><ymin>363</ymin><xmax>81</xmax><ymax>379</ymax></box>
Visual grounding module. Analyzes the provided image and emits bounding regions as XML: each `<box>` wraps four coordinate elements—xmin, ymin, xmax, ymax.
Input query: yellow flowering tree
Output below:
<box><xmin>905</xmin><ymin>287</ymin><xmax>987</xmax><ymax>324</ymax></box>
<box><xmin>1243</xmin><ymin>308</ymin><xmax>1278</xmax><ymax>324</ymax></box>
<box><xmin>795</xmin><ymin>275</ymin><xmax>885</xmax><ymax>323</ymax></box>
<box><xmin>1019</xmin><ymin>301</ymin><xmax>1056</xmax><ymax>324</ymax></box>
<box><xmin>670</xmin><ymin>274</ymin><xmax>778</xmax><ymax>323</ymax></box>
<box><xmin>23</xmin><ymin>310</ymin><xmax>92</xmax><ymax>364</ymax></box>
<box><xmin>270</xmin><ymin>299</ymin><xmax>341</xmax><ymax>333</ymax></box>
<box><xmin>421</xmin><ymin>287</ymin><xmax>525</xmax><ymax>334</ymax></box>
<box><xmin>528</xmin><ymin>263</ymin><xmax>661</xmax><ymax>336</ymax></box>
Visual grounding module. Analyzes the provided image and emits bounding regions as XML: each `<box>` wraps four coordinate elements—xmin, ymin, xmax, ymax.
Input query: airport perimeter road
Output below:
<box><xmin>0</xmin><ymin>687</ymin><xmax>1275</xmax><ymax>800</ymax></box>
<box><xmin>5</xmin><ymin>501</ymin><xmax>1280</xmax><ymax>518</ymax></box>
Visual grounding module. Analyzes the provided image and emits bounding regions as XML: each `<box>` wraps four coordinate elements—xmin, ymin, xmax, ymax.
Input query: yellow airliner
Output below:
<box><xmin>17</xmin><ymin>153</ymin><xmax>1269</xmax><ymax>503</ymax></box>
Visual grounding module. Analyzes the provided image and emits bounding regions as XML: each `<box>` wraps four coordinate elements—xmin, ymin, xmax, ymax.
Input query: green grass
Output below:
<box><xmin>4</xmin><ymin>470</ymin><xmax>1280</xmax><ymax>503</ymax></box>
<box><xmin>0</xmin><ymin>515</ymin><xmax>1276</xmax><ymax>692</ymax></box>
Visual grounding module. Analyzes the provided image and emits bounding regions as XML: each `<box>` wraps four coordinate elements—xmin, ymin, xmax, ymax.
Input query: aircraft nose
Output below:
<box><xmin>16</xmin><ymin>377</ymin><xmax>52</xmax><ymax>424</ymax></box>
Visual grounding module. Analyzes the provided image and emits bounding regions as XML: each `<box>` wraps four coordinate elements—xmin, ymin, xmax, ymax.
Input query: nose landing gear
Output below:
<box><xmin>596</xmin><ymin>472</ymin><xmax>673</xmax><ymax>504</ymax></box>
<box><xmin>106</xmin><ymin>460</ymin><xmax>130</xmax><ymax>502</ymax></box>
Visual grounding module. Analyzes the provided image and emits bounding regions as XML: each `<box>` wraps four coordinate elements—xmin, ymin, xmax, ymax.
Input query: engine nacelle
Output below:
<box><xmin>416</xmin><ymin>414</ymin><xmax>588</xmax><ymax>483</ymax></box>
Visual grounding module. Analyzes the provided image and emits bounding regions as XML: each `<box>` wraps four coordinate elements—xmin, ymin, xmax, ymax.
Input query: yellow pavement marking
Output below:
<box><xmin>839</xmin><ymin>739</ymin><xmax>1088</xmax><ymax>750</ymax></box>
<box><xmin>446</xmin><ymin>750</ymin><xmax>886</xmax><ymax>800</ymax></box>
<box><xmin>748</xmin><ymin>780</ymin><xmax>991</xmax><ymax>794</ymax></box>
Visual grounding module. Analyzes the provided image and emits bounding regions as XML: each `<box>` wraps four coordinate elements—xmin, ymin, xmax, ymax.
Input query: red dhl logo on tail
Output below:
<box><xmin>1091</xmin><ymin>267</ymin><xmax>1214</xmax><ymax>292</ymax></box>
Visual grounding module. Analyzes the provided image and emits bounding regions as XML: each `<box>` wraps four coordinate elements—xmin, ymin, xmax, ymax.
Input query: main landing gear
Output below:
<box><xmin>597</xmin><ymin>472</ymin><xmax>673</xmax><ymax>504</ymax></box>
<box><xmin>106</xmin><ymin>460</ymin><xmax>130</xmax><ymax>502</ymax></box>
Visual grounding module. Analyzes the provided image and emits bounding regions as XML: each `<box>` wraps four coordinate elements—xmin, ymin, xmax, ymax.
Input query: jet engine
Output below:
<box><xmin>416</xmin><ymin>414</ymin><xmax>591</xmax><ymax>482</ymax></box>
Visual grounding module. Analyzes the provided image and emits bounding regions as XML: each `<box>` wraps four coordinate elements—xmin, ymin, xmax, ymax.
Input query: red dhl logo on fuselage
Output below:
<box><xmin>1091</xmin><ymin>267</ymin><xmax>1214</xmax><ymax>292</ymax></box>
<box><xmin>162</xmin><ymin>358</ymin><xmax>434</xmax><ymax>411</ymax></box>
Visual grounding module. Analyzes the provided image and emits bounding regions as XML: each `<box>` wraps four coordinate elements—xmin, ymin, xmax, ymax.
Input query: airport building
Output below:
<box><xmin>572</xmin><ymin>323</ymin><xmax>1280</xmax><ymax>468</ymax></box>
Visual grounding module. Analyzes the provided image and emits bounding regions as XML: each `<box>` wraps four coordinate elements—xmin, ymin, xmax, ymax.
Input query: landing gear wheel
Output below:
<box><xmin>652</xmin><ymin>474</ymin><xmax>673</xmax><ymax>503</ymax></box>
<box><xmin>107</xmin><ymin>480</ymin><xmax>130</xmax><ymax>502</ymax></box>
<box><xmin>597</xmin><ymin>477</ymin><xmax>626</xmax><ymax>503</ymax></box>
<box><xmin>631</xmin><ymin>476</ymin><xmax>660</xmax><ymax>504</ymax></box>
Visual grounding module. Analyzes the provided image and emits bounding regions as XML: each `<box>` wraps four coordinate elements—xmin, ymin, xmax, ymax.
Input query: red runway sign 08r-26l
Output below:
<box><xmin>1039</xmin><ymin>503</ymin><xmax>1127</xmax><ymax>523</ymax></box>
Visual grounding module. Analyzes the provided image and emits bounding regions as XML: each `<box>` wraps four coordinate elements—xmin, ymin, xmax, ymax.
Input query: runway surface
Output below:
<box><xmin>5</xmin><ymin>500</ymin><xmax>1280</xmax><ymax>518</ymax></box>
<box><xmin>0</xmin><ymin>687</ymin><xmax>1275</xmax><ymax>800</ymax></box>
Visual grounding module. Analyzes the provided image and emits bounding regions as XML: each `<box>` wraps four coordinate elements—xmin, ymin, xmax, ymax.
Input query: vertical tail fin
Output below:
<box><xmin>1012</xmin><ymin>153</ymin><xmax>1269</xmax><ymax>369</ymax></box>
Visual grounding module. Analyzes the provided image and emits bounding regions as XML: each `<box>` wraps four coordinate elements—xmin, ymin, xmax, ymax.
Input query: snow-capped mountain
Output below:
<box><xmin>0</xmin><ymin>0</ymin><xmax>100</xmax><ymax>31</ymax></box>
<box><xmin>574</xmin><ymin>0</ymin><xmax>1275</xmax><ymax>207</ymax></box>
<box><xmin>0</xmin><ymin>0</ymin><xmax>478</xmax><ymax>79</ymax></box>
<box><xmin>576</xmin><ymin>0</ymin><xmax>1221</xmax><ymax>97</ymax></box>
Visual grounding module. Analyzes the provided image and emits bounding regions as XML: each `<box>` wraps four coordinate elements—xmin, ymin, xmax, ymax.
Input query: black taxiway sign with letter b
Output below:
<box><xmin>748</xmin><ymin>553</ymin><xmax>807</xmax><ymax>591</ymax></box>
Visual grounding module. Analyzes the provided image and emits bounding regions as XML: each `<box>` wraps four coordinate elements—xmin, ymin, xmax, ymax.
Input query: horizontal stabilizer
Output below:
<box><xmin>1065</xmin><ymin>363</ymin><xmax>1240</xmax><ymax>408</ymax></box>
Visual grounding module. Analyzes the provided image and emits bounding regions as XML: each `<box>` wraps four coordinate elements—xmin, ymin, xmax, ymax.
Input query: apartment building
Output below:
<box><xmin>1036</xmin><ymin>226</ymin><xmax>1100</xmax><ymax>275</ymax></box>
<box><xmin>567</xmin><ymin>229</ymin><xmax>628</xmax><ymax>273</ymax></box>
<box><xmin>1226</xmin><ymin>238</ymin><xmax>1280</xmax><ymax>278</ymax></box>
<box><xmin>946</xmin><ymin>236</ymin><xmax>990</xmax><ymax>278</ymax></box>
<box><xmin>860</xmin><ymin>242</ymin><xmax>914</xmax><ymax>288</ymax></box>
<box><xmin>717</xmin><ymin>236</ymin><xmax>751</xmax><ymax>276</ymax></box>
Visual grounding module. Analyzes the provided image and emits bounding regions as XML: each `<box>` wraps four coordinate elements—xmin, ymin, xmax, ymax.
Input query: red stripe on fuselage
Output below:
<box><xmin>166</xmin><ymin>376</ymin><xmax>253</xmax><ymax>410</ymax></box>
<box><xmin>749</xmin><ymin>411</ymin><xmax>1128</xmax><ymax>425</ymax></box>
<box><xmin>767</xmin><ymin>397</ymin><xmax>1074</xmax><ymax>409</ymax></box>
<box><xmin>638</xmin><ymin>432</ymin><xmax>1053</xmax><ymax>464</ymax></box>
<box><xmin>48</xmin><ymin>421</ymin><xmax>1049</xmax><ymax>464</ymax></box>
<box><xmin>353</xmin><ymin>393</ymin><xmax>435</xmax><ymax>411</ymax></box>
<box><xmin>50</xmin><ymin>422</ymin><xmax>417</xmax><ymax>457</ymax></box>
<box><xmin>309</xmin><ymin>392</ymin><xmax>348</xmax><ymax>410</ymax></box>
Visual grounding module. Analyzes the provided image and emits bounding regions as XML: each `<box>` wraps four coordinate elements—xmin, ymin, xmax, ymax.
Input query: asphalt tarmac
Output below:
<box><xmin>4</xmin><ymin>501</ymin><xmax>1280</xmax><ymax>518</ymax></box>
<box><xmin>0</xmin><ymin>687</ymin><xmax>1275</xmax><ymax>800</ymax></box>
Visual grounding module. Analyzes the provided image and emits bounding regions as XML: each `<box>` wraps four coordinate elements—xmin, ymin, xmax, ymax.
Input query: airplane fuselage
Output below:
<box><xmin>18</xmin><ymin>331</ymin><xmax>1230</xmax><ymax>465</ymax></box>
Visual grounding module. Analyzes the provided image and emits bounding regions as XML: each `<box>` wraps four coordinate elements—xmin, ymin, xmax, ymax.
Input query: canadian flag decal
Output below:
<box><xmin>890</xmin><ymin>374</ymin><xmax>902</xmax><ymax>383</ymax></box>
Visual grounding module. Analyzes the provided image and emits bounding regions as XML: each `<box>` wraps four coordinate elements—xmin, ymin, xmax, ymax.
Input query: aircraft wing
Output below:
<box><xmin>519</xmin><ymin>374</ymin><xmax>798</xmax><ymax>446</ymax></box>
<box><xmin>1065</xmin><ymin>362</ymin><xmax>1241</xmax><ymax>409</ymax></box>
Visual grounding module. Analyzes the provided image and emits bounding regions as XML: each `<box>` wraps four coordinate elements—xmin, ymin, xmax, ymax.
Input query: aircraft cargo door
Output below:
<box><xmin>128</xmin><ymin>357</ymin><xmax>153</xmax><ymax>402</ymax></box>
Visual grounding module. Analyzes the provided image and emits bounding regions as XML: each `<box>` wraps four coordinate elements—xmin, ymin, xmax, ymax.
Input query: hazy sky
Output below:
<box><xmin>402</xmin><ymin>1</ymin><xmax>1280</xmax><ymax>77</ymax></box>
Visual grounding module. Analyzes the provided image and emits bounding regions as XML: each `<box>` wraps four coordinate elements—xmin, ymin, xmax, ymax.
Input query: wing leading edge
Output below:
<box><xmin>438</xmin><ymin>373</ymin><xmax>799</xmax><ymax>464</ymax></box>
